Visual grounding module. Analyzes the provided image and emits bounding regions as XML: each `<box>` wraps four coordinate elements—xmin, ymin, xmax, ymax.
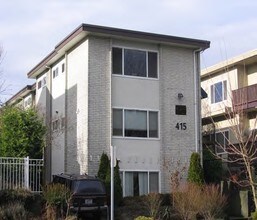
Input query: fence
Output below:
<box><xmin>0</xmin><ymin>157</ymin><xmax>44</xmax><ymax>193</ymax></box>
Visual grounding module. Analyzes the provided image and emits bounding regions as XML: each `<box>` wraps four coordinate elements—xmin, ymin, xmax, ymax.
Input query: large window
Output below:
<box><xmin>112</xmin><ymin>47</ymin><xmax>158</xmax><ymax>78</ymax></box>
<box><xmin>112</xmin><ymin>109</ymin><xmax>159</xmax><ymax>138</ymax></box>
<box><xmin>122</xmin><ymin>171</ymin><xmax>159</xmax><ymax>197</ymax></box>
<box><xmin>211</xmin><ymin>81</ymin><xmax>227</xmax><ymax>103</ymax></box>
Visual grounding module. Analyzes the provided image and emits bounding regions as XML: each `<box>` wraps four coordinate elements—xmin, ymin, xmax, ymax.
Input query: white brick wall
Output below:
<box><xmin>159</xmin><ymin>46</ymin><xmax>196</xmax><ymax>193</ymax></box>
<box><xmin>87</xmin><ymin>36</ymin><xmax>112</xmax><ymax>175</ymax></box>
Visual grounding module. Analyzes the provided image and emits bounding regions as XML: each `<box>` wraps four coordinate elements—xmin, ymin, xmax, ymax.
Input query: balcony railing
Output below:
<box><xmin>232</xmin><ymin>83</ymin><xmax>257</xmax><ymax>111</ymax></box>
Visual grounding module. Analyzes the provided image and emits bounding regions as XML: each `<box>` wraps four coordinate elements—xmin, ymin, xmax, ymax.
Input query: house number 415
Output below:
<box><xmin>175</xmin><ymin>122</ymin><xmax>187</xmax><ymax>130</ymax></box>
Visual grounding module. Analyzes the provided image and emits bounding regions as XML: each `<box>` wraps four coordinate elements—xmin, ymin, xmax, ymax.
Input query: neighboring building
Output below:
<box><xmin>5</xmin><ymin>84</ymin><xmax>36</xmax><ymax>109</ymax></box>
<box><xmin>201</xmin><ymin>49</ymin><xmax>257</xmax><ymax>164</ymax></box>
<box><xmin>26</xmin><ymin>24</ymin><xmax>210</xmax><ymax>195</ymax></box>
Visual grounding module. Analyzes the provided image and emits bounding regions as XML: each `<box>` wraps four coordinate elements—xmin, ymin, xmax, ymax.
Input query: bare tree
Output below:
<box><xmin>202</xmin><ymin>72</ymin><xmax>257</xmax><ymax>210</ymax></box>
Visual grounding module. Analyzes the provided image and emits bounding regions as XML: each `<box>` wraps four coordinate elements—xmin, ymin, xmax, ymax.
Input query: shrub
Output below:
<box><xmin>199</xmin><ymin>184</ymin><xmax>227</xmax><ymax>220</ymax></box>
<box><xmin>203</xmin><ymin>149</ymin><xmax>223</xmax><ymax>183</ymax></box>
<box><xmin>43</xmin><ymin>183</ymin><xmax>72</xmax><ymax>219</ymax></box>
<box><xmin>97</xmin><ymin>152</ymin><xmax>110</xmax><ymax>181</ymax></box>
<box><xmin>134</xmin><ymin>216</ymin><xmax>153</xmax><ymax>220</ymax></box>
<box><xmin>173</xmin><ymin>183</ymin><xmax>202</xmax><ymax>220</ymax></box>
<box><xmin>144</xmin><ymin>193</ymin><xmax>162</xmax><ymax>219</ymax></box>
<box><xmin>187</xmin><ymin>152</ymin><xmax>204</xmax><ymax>185</ymax></box>
<box><xmin>104</xmin><ymin>158</ymin><xmax>123</xmax><ymax>206</ymax></box>
<box><xmin>0</xmin><ymin>188</ymin><xmax>43</xmax><ymax>216</ymax></box>
<box><xmin>0</xmin><ymin>201</ymin><xmax>28</xmax><ymax>220</ymax></box>
<box><xmin>114</xmin><ymin>160</ymin><xmax>123</xmax><ymax>206</ymax></box>
<box><xmin>173</xmin><ymin>183</ymin><xmax>227</xmax><ymax>220</ymax></box>
<box><xmin>252</xmin><ymin>211</ymin><xmax>257</xmax><ymax>220</ymax></box>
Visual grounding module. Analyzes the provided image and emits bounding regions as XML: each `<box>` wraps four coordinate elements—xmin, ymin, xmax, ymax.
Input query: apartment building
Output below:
<box><xmin>201</xmin><ymin>49</ymin><xmax>257</xmax><ymax>159</ymax></box>
<box><xmin>5</xmin><ymin>84</ymin><xmax>36</xmax><ymax>109</ymax></box>
<box><xmin>26</xmin><ymin>24</ymin><xmax>210</xmax><ymax>195</ymax></box>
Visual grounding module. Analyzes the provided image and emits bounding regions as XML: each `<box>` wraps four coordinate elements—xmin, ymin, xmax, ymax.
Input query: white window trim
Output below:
<box><xmin>112</xmin><ymin>107</ymin><xmax>160</xmax><ymax>140</ymax></box>
<box><xmin>112</xmin><ymin>46</ymin><xmax>159</xmax><ymax>79</ymax></box>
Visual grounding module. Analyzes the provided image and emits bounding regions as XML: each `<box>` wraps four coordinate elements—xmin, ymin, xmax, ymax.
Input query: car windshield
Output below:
<box><xmin>72</xmin><ymin>180</ymin><xmax>105</xmax><ymax>194</ymax></box>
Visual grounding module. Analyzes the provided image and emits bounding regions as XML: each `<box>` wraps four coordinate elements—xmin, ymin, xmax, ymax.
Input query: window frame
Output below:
<box><xmin>213</xmin><ymin>130</ymin><xmax>229</xmax><ymax>155</ymax></box>
<box><xmin>121</xmin><ymin>170</ymin><xmax>160</xmax><ymax>197</ymax></box>
<box><xmin>112</xmin><ymin>47</ymin><xmax>159</xmax><ymax>79</ymax></box>
<box><xmin>112</xmin><ymin>107</ymin><xmax>160</xmax><ymax>139</ymax></box>
<box><xmin>210</xmin><ymin>80</ymin><xmax>227</xmax><ymax>104</ymax></box>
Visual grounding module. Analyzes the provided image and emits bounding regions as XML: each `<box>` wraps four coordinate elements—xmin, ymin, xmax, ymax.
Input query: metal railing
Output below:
<box><xmin>0</xmin><ymin>157</ymin><xmax>44</xmax><ymax>193</ymax></box>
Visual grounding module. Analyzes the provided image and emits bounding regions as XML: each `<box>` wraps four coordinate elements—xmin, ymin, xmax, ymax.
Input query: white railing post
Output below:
<box><xmin>24</xmin><ymin>156</ymin><xmax>29</xmax><ymax>189</ymax></box>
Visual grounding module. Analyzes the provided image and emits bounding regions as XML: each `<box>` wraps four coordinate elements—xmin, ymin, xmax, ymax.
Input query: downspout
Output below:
<box><xmin>45</xmin><ymin>65</ymin><xmax>52</xmax><ymax>183</ymax></box>
<box><xmin>64</xmin><ymin>52</ymin><xmax>68</xmax><ymax>173</ymax></box>
<box><xmin>193</xmin><ymin>48</ymin><xmax>203</xmax><ymax>155</ymax></box>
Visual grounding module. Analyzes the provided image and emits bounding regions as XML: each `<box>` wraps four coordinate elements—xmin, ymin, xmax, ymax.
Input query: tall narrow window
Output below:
<box><xmin>149</xmin><ymin>111</ymin><xmax>158</xmax><ymax>138</ymax></box>
<box><xmin>112</xmin><ymin>48</ymin><xmax>122</xmax><ymax>75</ymax></box>
<box><xmin>113</xmin><ymin>109</ymin><xmax>123</xmax><ymax>136</ymax></box>
<box><xmin>125</xmin><ymin>110</ymin><xmax>147</xmax><ymax>137</ymax></box>
<box><xmin>62</xmin><ymin>63</ymin><xmax>65</xmax><ymax>73</ymax></box>
<box><xmin>148</xmin><ymin>52</ymin><xmax>158</xmax><ymax>78</ymax></box>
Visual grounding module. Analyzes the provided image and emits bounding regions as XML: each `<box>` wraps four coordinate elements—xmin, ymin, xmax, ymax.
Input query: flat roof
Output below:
<box><xmin>27</xmin><ymin>23</ymin><xmax>210</xmax><ymax>78</ymax></box>
<box><xmin>201</xmin><ymin>49</ymin><xmax>257</xmax><ymax>78</ymax></box>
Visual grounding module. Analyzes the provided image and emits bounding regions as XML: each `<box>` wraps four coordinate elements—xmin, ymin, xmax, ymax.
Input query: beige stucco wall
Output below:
<box><xmin>201</xmin><ymin>68</ymin><xmax>238</xmax><ymax>118</ymax></box>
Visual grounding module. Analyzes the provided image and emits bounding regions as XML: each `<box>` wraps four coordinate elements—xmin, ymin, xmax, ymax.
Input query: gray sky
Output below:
<box><xmin>1</xmin><ymin>0</ymin><xmax>257</xmax><ymax>101</ymax></box>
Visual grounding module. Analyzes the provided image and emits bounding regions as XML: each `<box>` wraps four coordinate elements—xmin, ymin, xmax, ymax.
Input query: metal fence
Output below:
<box><xmin>0</xmin><ymin>157</ymin><xmax>44</xmax><ymax>193</ymax></box>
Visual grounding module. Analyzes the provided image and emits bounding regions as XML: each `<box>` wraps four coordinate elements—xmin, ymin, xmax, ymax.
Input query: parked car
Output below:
<box><xmin>52</xmin><ymin>173</ymin><xmax>108</xmax><ymax>219</ymax></box>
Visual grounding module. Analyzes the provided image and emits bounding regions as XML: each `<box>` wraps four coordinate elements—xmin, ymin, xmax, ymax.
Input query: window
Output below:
<box><xmin>125</xmin><ymin>110</ymin><xmax>147</xmax><ymax>137</ymax></box>
<box><xmin>112</xmin><ymin>47</ymin><xmax>158</xmax><ymax>78</ymax></box>
<box><xmin>113</xmin><ymin>109</ymin><xmax>123</xmax><ymax>136</ymax></box>
<box><xmin>62</xmin><ymin>63</ymin><xmax>65</xmax><ymax>73</ymax></box>
<box><xmin>53</xmin><ymin>67</ymin><xmax>59</xmax><ymax>78</ymax></box>
<box><xmin>37</xmin><ymin>80</ymin><xmax>42</xmax><ymax>89</ymax></box>
<box><xmin>211</xmin><ymin>81</ymin><xmax>227</xmax><ymax>103</ymax></box>
<box><xmin>123</xmin><ymin>171</ymin><xmax>159</xmax><ymax>197</ymax></box>
<box><xmin>212</xmin><ymin>130</ymin><xmax>229</xmax><ymax>154</ymax></box>
<box><xmin>112</xmin><ymin>109</ymin><xmax>159</xmax><ymax>138</ymax></box>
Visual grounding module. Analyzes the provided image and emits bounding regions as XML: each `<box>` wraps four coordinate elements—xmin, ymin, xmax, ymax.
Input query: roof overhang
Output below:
<box><xmin>27</xmin><ymin>24</ymin><xmax>210</xmax><ymax>79</ymax></box>
<box><xmin>5</xmin><ymin>83</ymin><xmax>36</xmax><ymax>106</ymax></box>
<box><xmin>201</xmin><ymin>49</ymin><xmax>257</xmax><ymax>78</ymax></box>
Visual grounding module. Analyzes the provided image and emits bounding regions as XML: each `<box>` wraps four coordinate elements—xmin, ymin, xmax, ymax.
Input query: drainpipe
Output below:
<box><xmin>193</xmin><ymin>48</ymin><xmax>203</xmax><ymax>156</ymax></box>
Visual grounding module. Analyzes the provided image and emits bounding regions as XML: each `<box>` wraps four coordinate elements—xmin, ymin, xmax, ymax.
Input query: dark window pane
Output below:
<box><xmin>214</xmin><ymin>82</ymin><xmax>223</xmax><ymax>103</ymax></box>
<box><xmin>149</xmin><ymin>111</ymin><xmax>158</xmax><ymax>138</ymax></box>
<box><xmin>62</xmin><ymin>63</ymin><xmax>65</xmax><ymax>73</ymax></box>
<box><xmin>175</xmin><ymin>105</ymin><xmax>187</xmax><ymax>115</ymax></box>
<box><xmin>148</xmin><ymin>52</ymin><xmax>157</xmax><ymax>78</ymax></box>
<box><xmin>113</xmin><ymin>109</ymin><xmax>123</xmax><ymax>136</ymax></box>
<box><xmin>112</xmin><ymin>48</ymin><xmax>122</xmax><ymax>75</ymax></box>
<box><xmin>125</xmin><ymin>110</ymin><xmax>147</xmax><ymax>137</ymax></box>
<box><xmin>124</xmin><ymin>49</ymin><xmax>146</xmax><ymax>77</ymax></box>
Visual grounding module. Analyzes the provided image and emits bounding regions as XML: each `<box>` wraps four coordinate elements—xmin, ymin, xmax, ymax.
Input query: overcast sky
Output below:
<box><xmin>1</xmin><ymin>0</ymin><xmax>257</xmax><ymax>102</ymax></box>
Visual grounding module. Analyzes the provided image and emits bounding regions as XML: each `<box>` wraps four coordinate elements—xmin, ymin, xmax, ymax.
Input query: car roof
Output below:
<box><xmin>53</xmin><ymin>173</ymin><xmax>100</xmax><ymax>181</ymax></box>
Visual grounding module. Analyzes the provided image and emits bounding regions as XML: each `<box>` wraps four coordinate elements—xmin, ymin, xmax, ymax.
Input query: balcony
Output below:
<box><xmin>232</xmin><ymin>83</ymin><xmax>257</xmax><ymax>111</ymax></box>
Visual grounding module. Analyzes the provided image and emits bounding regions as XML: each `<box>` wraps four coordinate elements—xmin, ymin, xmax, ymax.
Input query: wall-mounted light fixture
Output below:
<box><xmin>178</xmin><ymin>93</ymin><xmax>184</xmax><ymax>99</ymax></box>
